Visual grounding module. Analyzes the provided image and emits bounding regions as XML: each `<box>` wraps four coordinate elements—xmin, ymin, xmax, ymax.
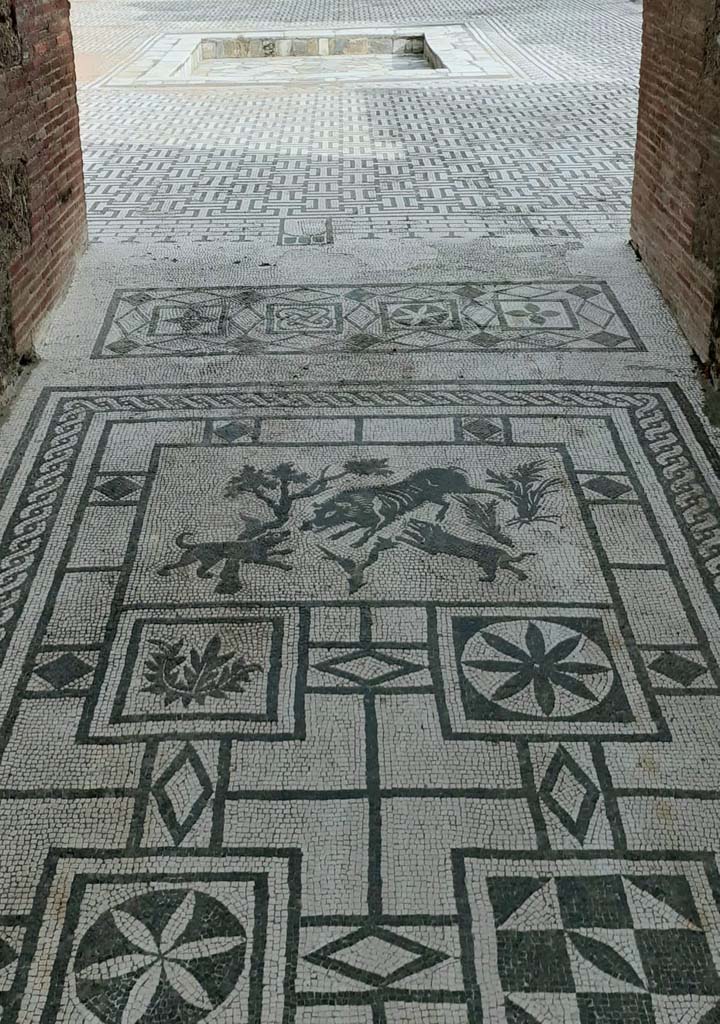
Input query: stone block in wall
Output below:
<box><xmin>0</xmin><ymin>0</ymin><xmax>21</xmax><ymax>68</ymax></box>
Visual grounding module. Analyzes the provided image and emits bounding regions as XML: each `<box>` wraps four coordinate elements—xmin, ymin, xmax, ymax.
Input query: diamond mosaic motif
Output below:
<box><xmin>539</xmin><ymin>746</ymin><xmax>600</xmax><ymax>844</ymax></box>
<box><xmin>648</xmin><ymin>651</ymin><xmax>706</xmax><ymax>687</ymax></box>
<box><xmin>150</xmin><ymin>744</ymin><xmax>214</xmax><ymax>845</ymax></box>
<box><xmin>583</xmin><ymin>476</ymin><xmax>632</xmax><ymax>499</ymax></box>
<box><xmin>212</xmin><ymin>420</ymin><xmax>254</xmax><ymax>443</ymax></box>
<box><xmin>463</xmin><ymin>416</ymin><xmax>503</xmax><ymax>441</ymax></box>
<box><xmin>568</xmin><ymin>285</ymin><xmax>602</xmax><ymax>299</ymax></box>
<box><xmin>304</xmin><ymin>924</ymin><xmax>448</xmax><ymax>987</ymax></box>
<box><xmin>34</xmin><ymin>652</ymin><xmax>94</xmax><ymax>690</ymax></box>
<box><xmin>314</xmin><ymin>648</ymin><xmax>424</xmax><ymax>688</ymax></box>
<box><xmin>586</xmin><ymin>330</ymin><xmax>629</xmax><ymax>348</ymax></box>
<box><xmin>94</xmin><ymin>475</ymin><xmax>141</xmax><ymax>501</ymax></box>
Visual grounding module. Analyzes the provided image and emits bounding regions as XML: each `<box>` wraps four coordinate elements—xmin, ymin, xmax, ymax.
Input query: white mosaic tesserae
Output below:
<box><xmin>2</xmin><ymin>0</ymin><xmax>720</xmax><ymax>1020</ymax></box>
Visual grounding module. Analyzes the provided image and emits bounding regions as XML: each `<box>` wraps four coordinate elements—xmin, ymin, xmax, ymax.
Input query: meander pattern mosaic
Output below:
<box><xmin>78</xmin><ymin>83</ymin><xmax>638</xmax><ymax>245</ymax></box>
<box><xmin>75</xmin><ymin>0</ymin><xmax>639</xmax><ymax>246</ymax></box>
<box><xmin>73</xmin><ymin>0</ymin><xmax>642</xmax><ymax>244</ymax></box>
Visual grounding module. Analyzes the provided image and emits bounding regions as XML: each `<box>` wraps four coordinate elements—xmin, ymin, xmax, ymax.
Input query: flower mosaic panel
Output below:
<box><xmin>438</xmin><ymin>610</ymin><xmax>657</xmax><ymax>739</ymax></box>
<box><xmin>15</xmin><ymin>852</ymin><xmax>295</xmax><ymax>1022</ymax></box>
<box><xmin>92</xmin><ymin>281</ymin><xmax>643</xmax><ymax>358</ymax></box>
<box><xmin>86</xmin><ymin>612</ymin><xmax>298</xmax><ymax>741</ymax></box>
<box><xmin>2</xmin><ymin>380</ymin><xmax>720</xmax><ymax>1020</ymax></box>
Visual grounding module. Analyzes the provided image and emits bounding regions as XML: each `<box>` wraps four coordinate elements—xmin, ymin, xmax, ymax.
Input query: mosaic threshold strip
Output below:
<box><xmin>1</xmin><ymin>379</ymin><xmax>720</xmax><ymax>1021</ymax></box>
<box><xmin>93</xmin><ymin>280</ymin><xmax>644</xmax><ymax>358</ymax></box>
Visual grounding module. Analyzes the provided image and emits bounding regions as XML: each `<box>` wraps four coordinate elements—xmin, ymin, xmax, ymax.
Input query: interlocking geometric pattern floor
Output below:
<box><xmin>4</xmin><ymin>0</ymin><xmax>720</xmax><ymax>1020</ymax></box>
<box><xmin>94</xmin><ymin>281</ymin><xmax>643</xmax><ymax>358</ymax></box>
<box><xmin>73</xmin><ymin>0</ymin><xmax>641</xmax><ymax>246</ymax></box>
<box><xmin>77</xmin><ymin>82</ymin><xmax>637</xmax><ymax>244</ymax></box>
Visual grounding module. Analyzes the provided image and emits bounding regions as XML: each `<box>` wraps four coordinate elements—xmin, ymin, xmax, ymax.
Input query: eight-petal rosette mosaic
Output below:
<box><xmin>460</xmin><ymin>619</ymin><xmax>615</xmax><ymax>719</ymax></box>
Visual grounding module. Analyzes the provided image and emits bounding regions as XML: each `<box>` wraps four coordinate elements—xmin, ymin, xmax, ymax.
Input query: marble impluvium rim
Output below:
<box><xmin>95</xmin><ymin>24</ymin><xmax>518</xmax><ymax>87</ymax></box>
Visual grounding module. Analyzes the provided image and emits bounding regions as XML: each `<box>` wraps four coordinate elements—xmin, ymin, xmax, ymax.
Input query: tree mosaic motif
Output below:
<box><xmin>142</xmin><ymin>635</ymin><xmax>260</xmax><ymax>707</ymax></box>
<box><xmin>159</xmin><ymin>458</ymin><xmax>561</xmax><ymax>595</ymax></box>
<box><xmin>73</xmin><ymin>890</ymin><xmax>247</xmax><ymax>1023</ymax></box>
<box><xmin>483</xmin><ymin>460</ymin><xmax>562</xmax><ymax>527</ymax></box>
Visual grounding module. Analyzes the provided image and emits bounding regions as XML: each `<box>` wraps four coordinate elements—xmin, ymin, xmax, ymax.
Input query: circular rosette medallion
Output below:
<box><xmin>461</xmin><ymin>619</ymin><xmax>614</xmax><ymax>718</ymax></box>
<box><xmin>73</xmin><ymin>889</ymin><xmax>246</xmax><ymax>1023</ymax></box>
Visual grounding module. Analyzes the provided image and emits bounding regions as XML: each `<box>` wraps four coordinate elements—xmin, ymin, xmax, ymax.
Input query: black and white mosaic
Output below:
<box><xmin>5</xmin><ymin>0</ymin><xmax>698</xmax><ymax>1016</ymax></box>
<box><xmin>93</xmin><ymin>281</ymin><xmax>642</xmax><ymax>358</ymax></box>
<box><xmin>3</xmin><ymin>379</ymin><xmax>720</xmax><ymax>1020</ymax></box>
<box><xmin>77</xmin><ymin>82</ymin><xmax>637</xmax><ymax>245</ymax></box>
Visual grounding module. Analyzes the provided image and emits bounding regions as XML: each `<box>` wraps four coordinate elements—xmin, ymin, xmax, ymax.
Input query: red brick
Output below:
<box><xmin>1</xmin><ymin>0</ymin><xmax>87</xmax><ymax>367</ymax></box>
<box><xmin>631</xmin><ymin>0</ymin><xmax>720</xmax><ymax>364</ymax></box>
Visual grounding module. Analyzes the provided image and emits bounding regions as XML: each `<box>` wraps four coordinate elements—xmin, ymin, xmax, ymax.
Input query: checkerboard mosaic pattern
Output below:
<box><xmin>3</xmin><ymin>379</ymin><xmax>720</xmax><ymax>1020</ymax></box>
<box><xmin>462</xmin><ymin>855</ymin><xmax>720</xmax><ymax>1022</ymax></box>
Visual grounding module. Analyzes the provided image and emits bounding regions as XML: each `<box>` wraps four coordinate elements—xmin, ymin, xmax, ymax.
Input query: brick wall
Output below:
<box><xmin>0</xmin><ymin>0</ymin><xmax>86</xmax><ymax>390</ymax></box>
<box><xmin>631</xmin><ymin>0</ymin><xmax>720</xmax><ymax>367</ymax></box>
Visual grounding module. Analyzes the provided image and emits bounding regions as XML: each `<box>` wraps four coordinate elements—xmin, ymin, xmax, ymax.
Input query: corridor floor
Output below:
<box><xmin>4</xmin><ymin>0</ymin><xmax>720</xmax><ymax>1021</ymax></box>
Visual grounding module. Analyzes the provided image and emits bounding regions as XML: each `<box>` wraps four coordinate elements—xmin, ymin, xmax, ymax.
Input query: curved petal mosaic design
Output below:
<box><xmin>74</xmin><ymin>890</ymin><xmax>246</xmax><ymax>1023</ymax></box>
<box><xmin>461</xmin><ymin>619</ymin><xmax>614</xmax><ymax>718</ymax></box>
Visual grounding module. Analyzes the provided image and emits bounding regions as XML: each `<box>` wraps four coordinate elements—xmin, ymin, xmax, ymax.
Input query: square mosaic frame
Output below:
<box><xmin>12</xmin><ymin>850</ymin><xmax>299</xmax><ymax>1023</ymax></box>
<box><xmin>454</xmin><ymin>850</ymin><xmax>720</xmax><ymax>1023</ymax></box>
<box><xmin>2</xmin><ymin>380</ymin><xmax>720</xmax><ymax>745</ymax></box>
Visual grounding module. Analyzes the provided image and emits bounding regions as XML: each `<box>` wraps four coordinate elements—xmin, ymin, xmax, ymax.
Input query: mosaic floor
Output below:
<box><xmin>5</xmin><ymin>0</ymin><xmax>720</xmax><ymax>1021</ymax></box>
